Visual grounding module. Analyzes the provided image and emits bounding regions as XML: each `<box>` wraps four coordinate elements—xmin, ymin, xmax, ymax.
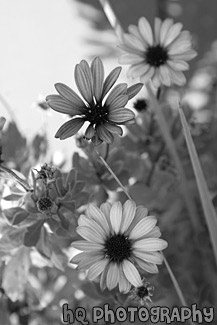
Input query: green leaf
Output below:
<box><xmin>179</xmin><ymin>108</ymin><xmax>217</xmax><ymax>265</ymax></box>
<box><xmin>3</xmin><ymin>207</ymin><xmax>29</xmax><ymax>225</ymax></box>
<box><xmin>2</xmin><ymin>246</ymin><xmax>31</xmax><ymax>301</ymax></box>
<box><xmin>24</xmin><ymin>220</ymin><xmax>44</xmax><ymax>247</ymax></box>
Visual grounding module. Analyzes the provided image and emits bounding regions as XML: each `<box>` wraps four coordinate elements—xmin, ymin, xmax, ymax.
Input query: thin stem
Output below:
<box><xmin>98</xmin><ymin>0</ymin><xmax>124</xmax><ymax>40</ymax></box>
<box><xmin>146</xmin><ymin>83</ymin><xmax>199</xmax><ymax>231</ymax></box>
<box><xmin>96</xmin><ymin>151</ymin><xmax>131</xmax><ymax>200</ymax></box>
<box><xmin>0</xmin><ymin>93</ymin><xmax>17</xmax><ymax>123</ymax></box>
<box><xmin>104</xmin><ymin>143</ymin><xmax>110</xmax><ymax>161</ymax></box>
<box><xmin>163</xmin><ymin>256</ymin><xmax>194</xmax><ymax>325</ymax></box>
<box><xmin>0</xmin><ymin>165</ymin><xmax>31</xmax><ymax>191</ymax></box>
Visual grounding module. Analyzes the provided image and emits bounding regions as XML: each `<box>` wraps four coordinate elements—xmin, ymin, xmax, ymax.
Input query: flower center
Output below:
<box><xmin>105</xmin><ymin>234</ymin><xmax>132</xmax><ymax>262</ymax></box>
<box><xmin>85</xmin><ymin>103</ymin><xmax>109</xmax><ymax>125</ymax></box>
<box><xmin>145</xmin><ymin>45</ymin><xmax>168</xmax><ymax>67</ymax></box>
<box><xmin>37</xmin><ymin>196</ymin><xmax>53</xmax><ymax>213</ymax></box>
<box><xmin>136</xmin><ymin>286</ymin><xmax>149</xmax><ymax>298</ymax></box>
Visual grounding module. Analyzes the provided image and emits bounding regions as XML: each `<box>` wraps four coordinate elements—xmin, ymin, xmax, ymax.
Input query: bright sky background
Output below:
<box><xmin>0</xmin><ymin>0</ymin><xmax>135</xmax><ymax>166</ymax></box>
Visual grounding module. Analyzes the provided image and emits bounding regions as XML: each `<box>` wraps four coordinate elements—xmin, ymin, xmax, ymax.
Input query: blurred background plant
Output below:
<box><xmin>0</xmin><ymin>0</ymin><xmax>217</xmax><ymax>324</ymax></box>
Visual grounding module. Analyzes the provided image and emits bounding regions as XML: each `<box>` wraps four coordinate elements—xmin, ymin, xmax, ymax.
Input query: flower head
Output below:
<box><xmin>129</xmin><ymin>278</ymin><xmax>154</xmax><ymax>306</ymax></box>
<box><xmin>119</xmin><ymin>17</ymin><xmax>197</xmax><ymax>87</ymax></box>
<box><xmin>46</xmin><ymin>57</ymin><xmax>143</xmax><ymax>145</ymax></box>
<box><xmin>71</xmin><ymin>200</ymin><xmax>168</xmax><ymax>293</ymax></box>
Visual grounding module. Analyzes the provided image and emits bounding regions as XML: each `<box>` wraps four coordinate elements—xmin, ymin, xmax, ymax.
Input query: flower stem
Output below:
<box><xmin>98</xmin><ymin>0</ymin><xmax>193</xmax><ymax>312</ymax></box>
<box><xmin>0</xmin><ymin>165</ymin><xmax>31</xmax><ymax>191</ymax></box>
<box><xmin>146</xmin><ymin>83</ymin><xmax>199</xmax><ymax>231</ymax></box>
<box><xmin>96</xmin><ymin>151</ymin><xmax>131</xmax><ymax>200</ymax></box>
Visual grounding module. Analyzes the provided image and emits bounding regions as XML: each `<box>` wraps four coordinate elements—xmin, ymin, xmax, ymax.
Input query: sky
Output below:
<box><xmin>0</xmin><ymin>0</ymin><xmax>110</xmax><ymax>164</ymax></box>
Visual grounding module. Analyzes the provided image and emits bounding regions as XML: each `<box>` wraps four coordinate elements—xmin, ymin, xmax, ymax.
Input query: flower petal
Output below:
<box><xmin>106</xmin><ymin>263</ymin><xmax>120</xmax><ymax>290</ymax></box>
<box><xmin>105</xmin><ymin>83</ymin><xmax>127</xmax><ymax>106</ymax></box>
<box><xmin>91</xmin><ymin>57</ymin><xmax>104</xmax><ymax>102</ymax></box>
<box><xmin>123</xmin><ymin>33</ymin><xmax>146</xmax><ymax>52</ymax></box>
<box><xmin>103</xmin><ymin>122</ymin><xmax>123</xmax><ymax>136</ymax></box>
<box><xmin>134</xmin><ymin>257</ymin><xmax>159</xmax><ymax>273</ymax></box>
<box><xmin>122</xmin><ymin>260</ymin><xmax>143</xmax><ymax>287</ymax></box>
<box><xmin>110</xmin><ymin>201</ymin><xmax>123</xmax><ymax>233</ymax></box>
<box><xmin>118</xmin><ymin>266</ymin><xmax>131</xmax><ymax>293</ymax></box>
<box><xmin>84</xmin><ymin>124</ymin><xmax>95</xmax><ymax>140</ymax></box>
<box><xmin>133</xmin><ymin>238</ymin><xmax>168</xmax><ymax>251</ymax></box>
<box><xmin>164</xmin><ymin>22</ymin><xmax>183</xmax><ymax>47</ymax></box>
<box><xmin>154</xmin><ymin>17</ymin><xmax>162</xmax><ymax>43</ymax></box>
<box><xmin>169</xmin><ymin>69</ymin><xmax>186</xmax><ymax>86</ymax></box>
<box><xmin>159</xmin><ymin>65</ymin><xmax>172</xmax><ymax>86</ymax></box>
<box><xmin>71</xmin><ymin>240</ymin><xmax>103</xmax><ymax>251</ymax></box>
<box><xmin>100</xmin><ymin>202</ymin><xmax>113</xmax><ymax>233</ymax></box>
<box><xmin>127</xmin><ymin>83</ymin><xmax>143</xmax><ymax>100</ymax></box>
<box><xmin>102</xmin><ymin>67</ymin><xmax>122</xmax><ymax>100</ymax></box>
<box><xmin>140</xmin><ymin>67</ymin><xmax>155</xmax><ymax>84</ymax></box>
<box><xmin>54</xmin><ymin>83</ymin><xmax>85</xmax><ymax>108</ymax></box>
<box><xmin>46</xmin><ymin>95</ymin><xmax>84</xmax><ymax>115</ymax></box>
<box><xmin>167</xmin><ymin>59</ymin><xmax>189</xmax><ymax>71</ymax></box>
<box><xmin>125</xmin><ymin>206</ymin><xmax>148</xmax><ymax>236</ymax></box>
<box><xmin>129</xmin><ymin>216</ymin><xmax>157</xmax><ymax>240</ymax></box>
<box><xmin>76</xmin><ymin>226</ymin><xmax>105</xmax><ymax>244</ymax></box>
<box><xmin>55</xmin><ymin>118</ymin><xmax>85</xmax><ymax>140</ymax></box>
<box><xmin>87</xmin><ymin>259</ymin><xmax>109</xmax><ymax>281</ymax></box>
<box><xmin>159</xmin><ymin>18</ymin><xmax>174</xmax><ymax>45</ymax></box>
<box><xmin>120</xmin><ymin>200</ymin><xmax>136</xmax><ymax>234</ymax></box>
<box><xmin>119</xmin><ymin>53</ymin><xmax>145</xmax><ymax>65</ymax></box>
<box><xmin>108</xmin><ymin>94</ymin><xmax>129</xmax><ymax>109</ymax></box>
<box><xmin>133</xmin><ymin>250</ymin><xmax>163</xmax><ymax>264</ymax></box>
<box><xmin>96</xmin><ymin>125</ymin><xmax>114</xmax><ymax>144</ymax></box>
<box><xmin>127</xmin><ymin>64</ymin><xmax>150</xmax><ymax>79</ymax></box>
<box><xmin>79</xmin><ymin>60</ymin><xmax>94</xmax><ymax>96</ymax></box>
<box><xmin>74</xmin><ymin>64</ymin><xmax>93</xmax><ymax>104</ymax></box>
<box><xmin>138</xmin><ymin>17</ymin><xmax>153</xmax><ymax>45</ymax></box>
<box><xmin>86</xmin><ymin>203</ymin><xmax>110</xmax><ymax>233</ymax></box>
<box><xmin>108</xmin><ymin>108</ymin><xmax>135</xmax><ymax>124</ymax></box>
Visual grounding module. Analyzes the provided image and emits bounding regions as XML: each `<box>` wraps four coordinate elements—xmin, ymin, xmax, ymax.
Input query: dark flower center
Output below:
<box><xmin>136</xmin><ymin>286</ymin><xmax>149</xmax><ymax>298</ymax></box>
<box><xmin>133</xmin><ymin>99</ymin><xmax>148</xmax><ymax>112</ymax></box>
<box><xmin>37</xmin><ymin>196</ymin><xmax>53</xmax><ymax>212</ymax></box>
<box><xmin>105</xmin><ymin>234</ymin><xmax>132</xmax><ymax>262</ymax></box>
<box><xmin>145</xmin><ymin>45</ymin><xmax>169</xmax><ymax>67</ymax></box>
<box><xmin>85</xmin><ymin>103</ymin><xmax>109</xmax><ymax>125</ymax></box>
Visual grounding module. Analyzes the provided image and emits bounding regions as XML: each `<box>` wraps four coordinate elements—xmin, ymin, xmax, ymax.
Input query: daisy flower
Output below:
<box><xmin>119</xmin><ymin>17</ymin><xmax>197</xmax><ymax>87</ymax></box>
<box><xmin>46</xmin><ymin>57</ymin><xmax>143</xmax><ymax>145</ymax></box>
<box><xmin>129</xmin><ymin>278</ymin><xmax>154</xmax><ymax>306</ymax></box>
<box><xmin>71</xmin><ymin>200</ymin><xmax>168</xmax><ymax>293</ymax></box>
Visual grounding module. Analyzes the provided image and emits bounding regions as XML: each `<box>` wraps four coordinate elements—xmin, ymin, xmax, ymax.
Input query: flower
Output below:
<box><xmin>71</xmin><ymin>200</ymin><xmax>168</xmax><ymax>293</ymax></box>
<box><xmin>46</xmin><ymin>57</ymin><xmax>143</xmax><ymax>145</ymax></box>
<box><xmin>119</xmin><ymin>17</ymin><xmax>197</xmax><ymax>87</ymax></box>
<box><xmin>129</xmin><ymin>278</ymin><xmax>154</xmax><ymax>306</ymax></box>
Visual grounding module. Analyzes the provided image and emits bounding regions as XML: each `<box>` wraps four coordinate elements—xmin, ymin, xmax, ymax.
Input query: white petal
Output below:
<box><xmin>77</xmin><ymin>254</ymin><xmax>103</xmax><ymax>271</ymax></box>
<box><xmin>128</xmin><ymin>24</ymin><xmax>144</xmax><ymax>43</ymax></box>
<box><xmin>159</xmin><ymin>18</ymin><xmax>174</xmax><ymax>45</ymax></box>
<box><xmin>138</xmin><ymin>17</ymin><xmax>153</xmax><ymax>45</ymax></box>
<box><xmin>118</xmin><ymin>266</ymin><xmax>131</xmax><ymax>293</ymax></box>
<box><xmin>100</xmin><ymin>202</ymin><xmax>113</xmax><ymax>233</ymax></box>
<box><xmin>145</xmin><ymin>226</ymin><xmax>161</xmax><ymax>238</ymax></box>
<box><xmin>169</xmin><ymin>69</ymin><xmax>186</xmax><ymax>86</ymax></box>
<box><xmin>140</xmin><ymin>67</ymin><xmax>155</xmax><ymax>84</ymax></box>
<box><xmin>106</xmin><ymin>263</ymin><xmax>120</xmax><ymax>290</ymax></box>
<box><xmin>164</xmin><ymin>22</ymin><xmax>183</xmax><ymax>47</ymax></box>
<box><xmin>170</xmin><ymin>49</ymin><xmax>197</xmax><ymax>61</ymax></box>
<box><xmin>76</xmin><ymin>215</ymin><xmax>107</xmax><ymax>239</ymax></box>
<box><xmin>76</xmin><ymin>226</ymin><xmax>105</xmax><ymax>244</ymax></box>
<box><xmin>86</xmin><ymin>203</ymin><xmax>110</xmax><ymax>234</ymax></box>
<box><xmin>127</xmin><ymin>63</ymin><xmax>149</xmax><ymax>79</ymax></box>
<box><xmin>159</xmin><ymin>65</ymin><xmax>172</xmax><ymax>86</ymax></box>
<box><xmin>110</xmin><ymin>202</ymin><xmax>123</xmax><ymax>233</ymax></box>
<box><xmin>129</xmin><ymin>216</ymin><xmax>157</xmax><ymax>240</ymax></box>
<box><xmin>122</xmin><ymin>260</ymin><xmax>143</xmax><ymax>287</ymax></box>
<box><xmin>169</xmin><ymin>40</ymin><xmax>191</xmax><ymax>55</ymax></box>
<box><xmin>120</xmin><ymin>200</ymin><xmax>136</xmax><ymax>233</ymax></box>
<box><xmin>71</xmin><ymin>240</ymin><xmax>103</xmax><ymax>251</ymax></box>
<box><xmin>119</xmin><ymin>53</ymin><xmax>144</xmax><ymax>65</ymax></box>
<box><xmin>125</xmin><ymin>206</ymin><xmax>148</xmax><ymax>236</ymax></box>
<box><xmin>154</xmin><ymin>17</ymin><xmax>162</xmax><ymax>43</ymax></box>
<box><xmin>123</xmin><ymin>33</ymin><xmax>146</xmax><ymax>52</ymax></box>
<box><xmin>167</xmin><ymin>59</ymin><xmax>189</xmax><ymax>71</ymax></box>
<box><xmin>133</xmin><ymin>250</ymin><xmax>163</xmax><ymax>264</ymax></box>
<box><xmin>135</xmin><ymin>257</ymin><xmax>159</xmax><ymax>273</ymax></box>
<box><xmin>87</xmin><ymin>259</ymin><xmax>109</xmax><ymax>281</ymax></box>
<box><xmin>133</xmin><ymin>238</ymin><xmax>168</xmax><ymax>251</ymax></box>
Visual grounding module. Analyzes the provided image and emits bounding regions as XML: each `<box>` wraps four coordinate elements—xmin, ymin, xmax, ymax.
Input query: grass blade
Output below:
<box><xmin>179</xmin><ymin>108</ymin><xmax>217</xmax><ymax>265</ymax></box>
